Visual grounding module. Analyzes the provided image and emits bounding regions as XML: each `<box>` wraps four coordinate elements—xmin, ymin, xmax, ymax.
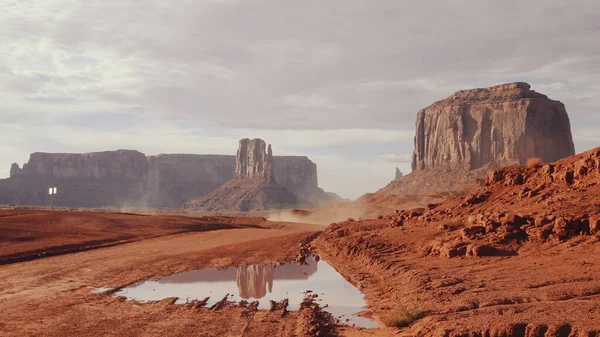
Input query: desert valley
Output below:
<box><xmin>1</xmin><ymin>82</ymin><xmax>599</xmax><ymax>336</ymax></box>
<box><xmin>3</xmin><ymin>1</ymin><xmax>600</xmax><ymax>336</ymax></box>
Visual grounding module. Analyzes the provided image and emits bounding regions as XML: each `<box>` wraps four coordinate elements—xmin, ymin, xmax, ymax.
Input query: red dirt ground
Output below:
<box><xmin>314</xmin><ymin>147</ymin><xmax>600</xmax><ymax>336</ymax></box>
<box><xmin>0</xmin><ymin>209</ymin><xmax>271</xmax><ymax>265</ymax></box>
<box><xmin>0</xmin><ymin>212</ymin><xmax>335</xmax><ymax>336</ymax></box>
<box><xmin>1</xmin><ymin>147</ymin><xmax>599</xmax><ymax>336</ymax></box>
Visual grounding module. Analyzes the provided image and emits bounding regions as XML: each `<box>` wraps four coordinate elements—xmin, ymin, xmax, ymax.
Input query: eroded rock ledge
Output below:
<box><xmin>412</xmin><ymin>82</ymin><xmax>575</xmax><ymax>172</ymax></box>
<box><xmin>314</xmin><ymin>147</ymin><xmax>600</xmax><ymax>336</ymax></box>
<box><xmin>383</xmin><ymin>82</ymin><xmax>575</xmax><ymax>197</ymax></box>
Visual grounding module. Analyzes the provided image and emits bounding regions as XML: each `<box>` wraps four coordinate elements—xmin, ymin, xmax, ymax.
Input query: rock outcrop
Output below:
<box><xmin>1</xmin><ymin>150</ymin><xmax>151</xmax><ymax>208</ymax></box>
<box><xmin>314</xmin><ymin>147</ymin><xmax>600</xmax><ymax>336</ymax></box>
<box><xmin>272</xmin><ymin>156</ymin><xmax>317</xmax><ymax>195</ymax></box>
<box><xmin>394</xmin><ymin>168</ymin><xmax>403</xmax><ymax>180</ymax></box>
<box><xmin>388</xmin><ymin>82</ymin><xmax>576</xmax><ymax>195</ymax></box>
<box><xmin>271</xmin><ymin>156</ymin><xmax>338</xmax><ymax>205</ymax></box>
<box><xmin>235</xmin><ymin>139</ymin><xmax>275</xmax><ymax>181</ymax></box>
<box><xmin>412</xmin><ymin>82</ymin><xmax>575</xmax><ymax>171</ymax></box>
<box><xmin>10</xmin><ymin>150</ymin><xmax>149</xmax><ymax>180</ymax></box>
<box><xmin>0</xmin><ymin>146</ymin><xmax>336</xmax><ymax>208</ymax></box>
<box><xmin>185</xmin><ymin>139</ymin><xmax>310</xmax><ymax>211</ymax></box>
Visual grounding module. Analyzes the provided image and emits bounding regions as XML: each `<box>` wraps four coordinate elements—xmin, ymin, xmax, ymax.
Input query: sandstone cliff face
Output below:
<box><xmin>272</xmin><ymin>156</ymin><xmax>318</xmax><ymax>198</ymax></box>
<box><xmin>10</xmin><ymin>150</ymin><xmax>149</xmax><ymax>180</ymax></box>
<box><xmin>235</xmin><ymin>138</ymin><xmax>275</xmax><ymax>182</ymax></box>
<box><xmin>2</xmin><ymin>150</ymin><xmax>151</xmax><ymax>208</ymax></box>
<box><xmin>379</xmin><ymin>82</ymin><xmax>576</xmax><ymax>197</ymax></box>
<box><xmin>0</xmin><ymin>146</ymin><xmax>332</xmax><ymax>208</ymax></box>
<box><xmin>412</xmin><ymin>82</ymin><xmax>575</xmax><ymax>172</ymax></box>
<box><xmin>186</xmin><ymin>139</ymin><xmax>309</xmax><ymax>211</ymax></box>
<box><xmin>146</xmin><ymin>154</ymin><xmax>236</xmax><ymax>207</ymax></box>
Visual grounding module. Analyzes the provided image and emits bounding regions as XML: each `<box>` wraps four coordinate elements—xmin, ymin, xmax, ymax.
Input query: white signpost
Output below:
<box><xmin>49</xmin><ymin>187</ymin><xmax>57</xmax><ymax>216</ymax></box>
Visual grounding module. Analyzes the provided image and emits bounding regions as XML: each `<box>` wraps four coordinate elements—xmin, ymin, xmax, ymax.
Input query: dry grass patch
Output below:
<box><xmin>382</xmin><ymin>303</ymin><xmax>427</xmax><ymax>328</ymax></box>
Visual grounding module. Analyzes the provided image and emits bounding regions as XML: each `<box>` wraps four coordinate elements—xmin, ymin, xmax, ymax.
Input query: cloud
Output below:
<box><xmin>377</xmin><ymin>154</ymin><xmax>413</xmax><ymax>164</ymax></box>
<box><xmin>2</xmin><ymin>0</ymin><xmax>599</xmax><ymax>130</ymax></box>
<box><xmin>0</xmin><ymin>0</ymin><xmax>599</xmax><ymax>197</ymax></box>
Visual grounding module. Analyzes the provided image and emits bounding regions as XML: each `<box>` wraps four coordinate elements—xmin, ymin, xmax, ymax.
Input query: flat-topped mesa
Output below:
<box><xmin>444</xmin><ymin>82</ymin><xmax>547</xmax><ymax>103</ymax></box>
<box><xmin>272</xmin><ymin>156</ymin><xmax>318</xmax><ymax>196</ymax></box>
<box><xmin>10</xmin><ymin>150</ymin><xmax>149</xmax><ymax>180</ymax></box>
<box><xmin>235</xmin><ymin>138</ymin><xmax>275</xmax><ymax>182</ymax></box>
<box><xmin>1</xmin><ymin>146</ymin><xmax>337</xmax><ymax>207</ymax></box>
<box><xmin>412</xmin><ymin>82</ymin><xmax>575</xmax><ymax>172</ymax></box>
<box><xmin>145</xmin><ymin>154</ymin><xmax>236</xmax><ymax>207</ymax></box>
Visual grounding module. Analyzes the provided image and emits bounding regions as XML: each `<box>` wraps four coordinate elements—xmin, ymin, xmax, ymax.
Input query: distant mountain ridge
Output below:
<box><xmin>0</xmin><ymin>145</ymin><xmax>339</xmax><ymax>208</ymax></box>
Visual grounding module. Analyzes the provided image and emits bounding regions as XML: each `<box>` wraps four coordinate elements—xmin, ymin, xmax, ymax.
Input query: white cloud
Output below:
<box><xmin>377</xmin><ymin>153</ymin><xmax>412</xmax><ymax>164</ymax></box>
<box><xmin>236</xmin><ymin>129</ymin><xmax>411</xmax><ymax>151</ymax></box>
<box><xmin>1</xmin><ymin>0</ymin><xmax>599</xmax><ymax>197</ymax></box>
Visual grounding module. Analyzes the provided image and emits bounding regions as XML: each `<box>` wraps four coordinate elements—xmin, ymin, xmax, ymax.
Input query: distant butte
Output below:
<box><xmin>0</xmin><ymin>145</ymin><xmax>339</xmax><ymax>208</ymax></box>
<box><xmin>185</xmin><ymin>138</ymin><xmax>311</xmax><ymax>211</ymax></box>
<box><xmin>386</xmin><ymin>82</ymin><xmax>575</xmax><ymax>195</ymax></box>
<box><xmin>294</xmin><ymin>82</ymin><xmax>579</xmax><ymax>223</ymax></box>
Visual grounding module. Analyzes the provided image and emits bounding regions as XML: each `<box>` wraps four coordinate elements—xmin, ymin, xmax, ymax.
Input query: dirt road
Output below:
<box><xmin>0</xmin><ymin>210</ymin><xmax>337</xmax><ymax>337</ymax></box>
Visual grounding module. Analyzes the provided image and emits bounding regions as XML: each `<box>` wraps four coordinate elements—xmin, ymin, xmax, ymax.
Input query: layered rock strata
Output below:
<box><xmin>412</xmin><ymin>82</ymin><xmax>575</xmax><ymax>171</ymax></box>
<box><xmin>388</xmin><ymin>82</ymin><xmax>576</xmax><ymax>194</ymax></box>
<box><xmin>186</xmin><ymin>139</ymin><xmax>310</xmax><ymax>211</ymax></box>
<box><xmin>235</xmin><ymin>138</ymin><xmax>275</xmax><ymax>182</ymax></box>
<box><xmin>314</xmin><ymin>147</ymin><xmax>600</xmax><ymax>335</ymax></box>
<box><xmin>0</xmin><ymin>145</ymin><xmax>335</xmax><ymax>208</ymax></box>
<box><xmin>145</xmin><ymin>154</ymin><xmax>236</xmax><ymax>207</ymax></box>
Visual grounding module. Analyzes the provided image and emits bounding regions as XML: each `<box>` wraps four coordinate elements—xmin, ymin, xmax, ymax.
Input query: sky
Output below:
<box><xmin>1</xmin><ymin>0</ymin><xmax>599</xmax><ymax>199</ymax></box>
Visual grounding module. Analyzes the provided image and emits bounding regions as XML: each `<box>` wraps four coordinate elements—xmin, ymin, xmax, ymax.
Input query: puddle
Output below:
<box><xmin>110</xmin><ymin>255</ymin><xmax>377</xmax><ymax>328</ymax></box>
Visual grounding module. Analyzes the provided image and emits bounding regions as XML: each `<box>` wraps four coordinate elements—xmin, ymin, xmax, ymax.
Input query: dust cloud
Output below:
<box><xmin>267</xmin><ymin>191</ymin><xmax>450</xmax><ymax>225</ymax></box>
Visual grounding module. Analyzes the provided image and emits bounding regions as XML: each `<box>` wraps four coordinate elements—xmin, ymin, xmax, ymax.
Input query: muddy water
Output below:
<box><xmin>111</xmin><ymin>256</ymin><xmax>377</xmax><ymax>328</ymax></box>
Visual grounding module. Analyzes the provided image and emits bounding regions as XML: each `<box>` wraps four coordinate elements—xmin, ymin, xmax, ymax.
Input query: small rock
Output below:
<box><xmin>553</xmin><ymin>217</ymin><xmax>569</xmax><ymax>237</ymax></box>
<box><xmin>589</xmin><ymin>218</ymin><xmax>600</xmax><ymax>234</ymax></box>
<box><xmin>389</xmin><ymin>219</ymin><xmax>403</xmax><ymax>227</ymax></box>
<box><xmin>541</xmin><ymin>164</ymin><xmax>554</xmax><ymax>175</ymax></box>
<box><xmin>441</xmin><ymin>242</ymin><xmax>467</xmax><ymax>258</ymax></box>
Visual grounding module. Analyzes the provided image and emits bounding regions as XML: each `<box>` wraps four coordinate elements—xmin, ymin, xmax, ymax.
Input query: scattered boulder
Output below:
<box><xmin>590</xmin><ymin>218</ymin><xmax>600</xmax><ymax>235</ymax></box>
<box><xmin>466</xmin><ymin>244</ymin><xmax>510</xmax><ymax>257</ymax></box>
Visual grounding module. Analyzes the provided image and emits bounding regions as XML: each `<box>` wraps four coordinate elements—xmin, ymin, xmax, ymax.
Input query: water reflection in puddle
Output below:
<box><xmin>112</xmin><ymin>256</ymin><xmax>377</xmax><ymax>328</ymax></box>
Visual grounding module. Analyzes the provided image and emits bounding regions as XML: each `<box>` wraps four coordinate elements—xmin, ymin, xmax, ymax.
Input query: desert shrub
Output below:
<box><xmin>346</xmin><ymin>217</ymin><xmax>355</xmax><ymax>222</ymax></box>
<box><xmin>527</xmin><ymin>157</ymin><xmax>542</xmax><ymax>168</ymax></box>
<box><xmin>382</xmin><ymin>303</ymin><xmax>426</xmax><ymax>328</ymax></box>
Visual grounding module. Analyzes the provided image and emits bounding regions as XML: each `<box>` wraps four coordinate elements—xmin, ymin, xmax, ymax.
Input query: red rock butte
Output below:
<box><xmin>412</xmin><ymin>82</ymin><xmax>575</xmax><ymax>171</ymax></box>
<box><xmin>186</xmin><ymin>138</ymin><xmax>336</xmax><ymax>211</ymax></box>
<box><xmin>0</xmin><ymin>144</ymin><xmax>339</xmax><ymax>208</ymax></box>
<box><xmin>389</xmin><ymin>82</ymin><xmax>576</xmax><ymax>195</ymax></box>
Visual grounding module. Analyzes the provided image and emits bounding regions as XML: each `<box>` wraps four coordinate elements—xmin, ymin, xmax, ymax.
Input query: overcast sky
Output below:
<box><xmin>1</xmin><ymin>0</ymin><xmax>599</xmax><ymax>199</ymax></box>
